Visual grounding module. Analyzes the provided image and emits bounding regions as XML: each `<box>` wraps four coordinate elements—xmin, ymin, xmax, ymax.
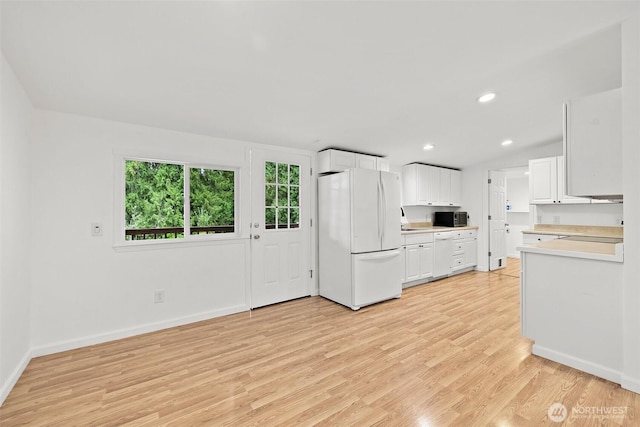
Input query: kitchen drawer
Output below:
<box><xmin>453</xmin><ymin>229</ymin><xmax>477</xmax><ymax>239</ymax></box>
<box><xmin>464</xmin><ymin>229</ymin><xmax>478</xmax><ymax>239</ymax></box>
<box><xmin>404</xmin><ymin>233</ymin><xmax>434</xmax><ymax>246</ymax></box>
<box><xmin>453</xmin><ymin>242</ymin><xmax>464</xmax><ymax>254</ymax></box>
<box><xmin>452</xmin><ymin>256</ymin><xmax>464</xmax><ymax>270</ymax></box>
<box><xmin>522</xmin><ymin>233</ymin><xmax>564</xmax><ymax>245</ymax></box>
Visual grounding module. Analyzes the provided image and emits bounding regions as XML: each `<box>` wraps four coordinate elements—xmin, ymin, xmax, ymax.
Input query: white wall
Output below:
<box><xmin>0</xmin><ymin>55</ymin><xmax>33</xmax><ymax>403</ymax></box>
<box><xmin>28</xmin><ymin>110</ymin><xmax>260</xmax><ymax>355</ymax></box>
<box><xmin>621</xmin><ymin>7</ymin><xmax>640</xmax><ymax>394</ymax></box>
<box><xmin>534</xmin><ymin>203</ymin><xmax>623</xmax><ymax>226</ymax></box>
<box><xmin>506</xmin><ymin>175</ymin><xmax>529</xmax><ymax>213</ymax></box>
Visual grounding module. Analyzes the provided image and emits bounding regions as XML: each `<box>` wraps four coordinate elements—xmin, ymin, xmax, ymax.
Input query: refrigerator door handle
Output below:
<box><xmin>377</xmin><ymin>178</ymin><xmax>382</xmax><ymax>244</ymax></box>
<box><xmin>380</xmin><ymin>175</ymin><xmax>386</xmax><ymax>245</ymax></box>
<box><xmin>357</xmin><ymin>249</ymin><xmax>400</xmax><ymax>261</ymax></box>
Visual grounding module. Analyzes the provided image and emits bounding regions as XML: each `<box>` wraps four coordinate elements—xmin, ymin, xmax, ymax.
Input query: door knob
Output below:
<box><xmin>253</xmin><ymin>235</ymin><xmax>261</xmax><ymax>239</ymax></box>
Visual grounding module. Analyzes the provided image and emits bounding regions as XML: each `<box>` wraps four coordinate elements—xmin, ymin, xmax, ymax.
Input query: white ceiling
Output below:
<box><xmin>1</xmin><ymin>1</ymin><xmax>636</xmax><ymax>169</ymax></box>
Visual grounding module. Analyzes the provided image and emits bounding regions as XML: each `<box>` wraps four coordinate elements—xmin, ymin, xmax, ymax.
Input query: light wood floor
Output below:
<box><xmin>2</xmin><ymin>258</ymin><xmax>638</xmax><ymax>426</ymax></box>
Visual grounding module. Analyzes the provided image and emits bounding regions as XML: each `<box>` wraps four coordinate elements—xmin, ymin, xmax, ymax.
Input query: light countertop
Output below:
<box><xmin>518</xmin><ymin>236</ymin><xmax>623</xmax><ymax>263</ymax></box>
<box><xmin>401</xmin><ymin>225</ymin><xmax>479</xmax><ymax>235</ymax></box>
<box><xmin>522</xmin><ymin>224</ymin><xmax>623</xmax><ymax>239</ymax></box>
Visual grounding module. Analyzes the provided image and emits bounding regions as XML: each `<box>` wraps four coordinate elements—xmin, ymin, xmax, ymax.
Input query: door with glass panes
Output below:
<box><xmin>250</xmin><ymin>149</ymin><xmax>311</xmax><ymax>308</ymax></box>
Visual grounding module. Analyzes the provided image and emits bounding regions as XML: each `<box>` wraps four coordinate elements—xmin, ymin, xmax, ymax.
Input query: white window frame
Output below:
<box><xmin>114</xmin><ymin>153</ymin><xmax>241</xmax><ymax>250</ymax></box>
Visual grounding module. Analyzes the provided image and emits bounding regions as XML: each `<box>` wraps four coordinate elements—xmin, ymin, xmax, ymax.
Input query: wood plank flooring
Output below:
<box><xmin>2</xmin><ymin>258</ymin><xmax>638</xmax><ymax>426</ymax></box>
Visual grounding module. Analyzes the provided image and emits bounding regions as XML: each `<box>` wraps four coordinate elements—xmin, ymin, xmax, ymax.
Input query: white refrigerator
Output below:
<box><xmin>318</xmin><ymin>168</ymin><xmax>402</xmax><ymax>310</ymax></box>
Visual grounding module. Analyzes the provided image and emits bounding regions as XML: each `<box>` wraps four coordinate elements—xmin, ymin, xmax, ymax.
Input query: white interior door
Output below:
<box><xmin>250</xmin><ymin>149</ymin><xmax>311</xmax><ymax>308</ymax></box>
<box><xmin>489</xmin><ymin>170</ymin><xmax>507</xmax><ymax>270</ymax></box>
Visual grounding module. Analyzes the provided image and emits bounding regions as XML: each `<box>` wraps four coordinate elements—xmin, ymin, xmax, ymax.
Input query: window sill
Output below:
<box><xmin>113</xmin><ymin>234</ymin><xmax>249</xmax><ymax>252</ymax></box>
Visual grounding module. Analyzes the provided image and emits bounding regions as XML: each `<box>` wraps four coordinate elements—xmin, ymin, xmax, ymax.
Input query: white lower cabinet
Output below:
<box><xmin>402</xmin><ymin>229</ymin><xmax>477</xmax><ymax>286</ymax></box>
<box><xmin>419</xmin><ymin>244</ymin><xmax>435</xmax><ymax>278</ymax></box>
<box><xmin>452</xmin><ymin>229</ymin><xmax>478</xmax><ymax>273</ymax></box>
<box><xmin>403</xmin><ymin>233</ymin><xmax>434</xmax><ymax>286</ymax></box>
<box><xmin>404</xmin><ymin>244</ymin><xmax>434</xmax><ymax>282</ymax></box>
<box><xmin>463</xmin><ymin>239</ymin><xmax>477</xmax><ymax>268</ymax></box>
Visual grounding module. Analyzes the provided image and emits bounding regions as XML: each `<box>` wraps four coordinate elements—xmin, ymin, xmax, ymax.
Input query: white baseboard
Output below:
<box><xmin>532</xmin><ymin>344</ymin><xmax>622</xmax><ymax>384</ymax></box>
<box><xmin>0</xmin><ymin>350</ymin><xmax>31</xmax><ymax>406</ymax></box>
<box><xmin>31</xmin><ymin>304</ymin><xmax>249</xmax><ymax>358</ymax></box>
<box><xmin>621</xmin><ymin>375</ymin><xmax>640</xmax><ymax>394</ymax></box>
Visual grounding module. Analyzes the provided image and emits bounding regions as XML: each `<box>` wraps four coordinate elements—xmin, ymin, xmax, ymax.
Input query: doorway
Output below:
<box><xmin>488</xmin><ymin>170</ymin><xmax>507</xmax><ymax>270</ymax></box>
<box><xmin>504</xmin><ymin>167</ymin><xmax>530</xmax><ymax>258</ymax></box>
<box><xmin>250</xmin><ymin>148</ymin><xmax>312</xmax><ymax>308</ymax></box>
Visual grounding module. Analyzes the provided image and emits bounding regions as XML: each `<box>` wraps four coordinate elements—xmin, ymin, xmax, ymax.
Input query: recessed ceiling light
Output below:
<box><xmin>524</xmin><ymin>171</ymin><xmax>530</xmax><ymax>175</ymax></box>
<box><xmin>423</xmin><ymin>143</ymin><xmax>435</xmax><ymax>151</ymax></box>
<box><xmin>501</xmin><ymin>139</ymin><xmax>513</xmax><ymax>146</ymax></box>
<box><xmin>477</xmin><ymin>92</ymin><xmax>496</xmax><ymax>103</ymax></box>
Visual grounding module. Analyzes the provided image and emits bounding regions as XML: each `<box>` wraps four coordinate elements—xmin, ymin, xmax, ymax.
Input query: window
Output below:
<box><xmin>125</xmin><ymin>160</ymin><xmax>236</xmax><ymax>241</ymax></box>
<box><xmin>189</xmin><ymin>167</ymin><xmax>235</xmax><ymax>235</ymax></box>
<box><xmin>265</xmin><ymin>161</ymin><xmax>299</xmax><ymax>230</ymax></box>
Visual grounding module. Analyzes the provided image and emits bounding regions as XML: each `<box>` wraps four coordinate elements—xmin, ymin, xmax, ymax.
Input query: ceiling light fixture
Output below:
<box><xmin>501</xmin><ymin>139</ymin><xmax>513</xmax><ymax>146</ymax></box>
<box><xmin>477</xmin><ymin>92</ymin><xmax>496</xmax><ymax>103</ymax></box>
<box><xmin>423</xmin><ymin>143</ymin><xmax>435</xmax><ymax>151</ymax></box>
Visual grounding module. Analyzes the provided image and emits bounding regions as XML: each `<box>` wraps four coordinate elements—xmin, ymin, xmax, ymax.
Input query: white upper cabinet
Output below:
<box><xmin>376</xmin><ymin>157</ymin><xmax>390</xmax><ymax>172</ymax></box>
<box><xmin>529</xmin><ymin>156</ymin><xmax>590</xmax><ymax>205</ymax></box>
<box><xmin>438</xmin><ymin>168</ymin><xmax>451</xmax><ymax>205</ymax></box>
<box><xmin>355</xmin><ymin>153</ymin><xmax>377</xmax><ymax>170</ymax></box>
<box><xmin>318</xmin><ymin>149</ymin><xmax>355</xmax><ymax>173</ymax></box>
<box><xmin>402</xmin><ymin>164</ymin><xmax>461</xmax><ymax>206</ymax></box>
<box><xmin>318</xmin><ymin>149</ymin><xmax>389</xmax><ymax>174</ymax></box>
<box><xmin>556</xmin><ymin>157</ymin><xmax>590</xmax><ymax>204</ymax></box>
<box><xmin>449</xmin><ymin>170</ymin><xmax>462</xmax><ymax>207</ymax></box>
<box><xmin>564</xmin><ymin>88</ymin><xmax>622</xmax><ymax>199</ymax></box>
<box><xmin>529</xmin><ymin>157</ymin><xmax>557</xmax><ymax>204</ymax></box>
<box><xmin>426</xmin><ymin>166</ymin><xmax>440</xmax><ymax>204</ymax></box>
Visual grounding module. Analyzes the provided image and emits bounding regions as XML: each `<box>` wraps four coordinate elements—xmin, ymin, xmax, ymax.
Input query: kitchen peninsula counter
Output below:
<box><xmin>519</xmin><ymin>232</ymin><xmax>624</xmax><ymax>385</ymax></box>
<box><xmin>522</xmin><ymin>224</ymin><xmax>623</xmax><ymax>238</ymax></box>
<box><xmin>518</xmin><ymin>235</ymin><xmax>623</xmax><ymax>262</ymax></box>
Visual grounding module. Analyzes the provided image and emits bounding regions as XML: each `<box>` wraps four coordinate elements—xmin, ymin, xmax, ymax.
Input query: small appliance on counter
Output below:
<box><xmin>434</xmin><ymin>211</ymin><xmax>468</xmax><ymax>227</ymax></box>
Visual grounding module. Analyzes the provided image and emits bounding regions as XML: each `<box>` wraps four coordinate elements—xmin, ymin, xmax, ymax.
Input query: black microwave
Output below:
<box><xmin>434</xmin><ymin>211</ymin><xmax>468</xmax><ymax>227</ymax></box>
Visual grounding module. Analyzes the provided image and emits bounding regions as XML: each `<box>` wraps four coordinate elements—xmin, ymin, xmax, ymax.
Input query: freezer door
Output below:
<box><xmin>352</xmin><ymin>250</ymin><xmax>402</xmax><ymax>308</ymax></box>
<box><xmin>350</xmin><ymin>168</ymin><xmax>383</xmax><ymax>253</ymax></box>
<box><xmin>380</xmin><ymin>171</ymin><xmax>402</xmax><ymax>251</ymax></box>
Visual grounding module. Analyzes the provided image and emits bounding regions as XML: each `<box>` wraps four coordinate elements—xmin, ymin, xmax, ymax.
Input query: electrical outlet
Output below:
<box><xmin>154</xmin><ymin>290</ymin><xmax>165</xmax><ymax>304</ymax></box>
<box><xmin>553</xmin><ymin>216</ymin><xmax>560</xmax><ymax>224</ymax></box>
<box><xmin>536</xmin><ymin>215</ymin><xmax>542</xmax><ymax>223</ymax></box>
<box><xmin>616</xmin><ymin>217</ymin><xmax>624</xmax><ymax>226</ymax></box>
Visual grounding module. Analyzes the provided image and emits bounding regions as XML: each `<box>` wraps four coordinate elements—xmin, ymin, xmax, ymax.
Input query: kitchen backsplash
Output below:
<box><xmin>534</xmin><ymin>203</ymin><xmax>623</xmax><ymax>226</ymax></box>
<box><xmin>402</xmin><ymin>205</ymin><xmax>459</xmax><ymax>225</ymax></box>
